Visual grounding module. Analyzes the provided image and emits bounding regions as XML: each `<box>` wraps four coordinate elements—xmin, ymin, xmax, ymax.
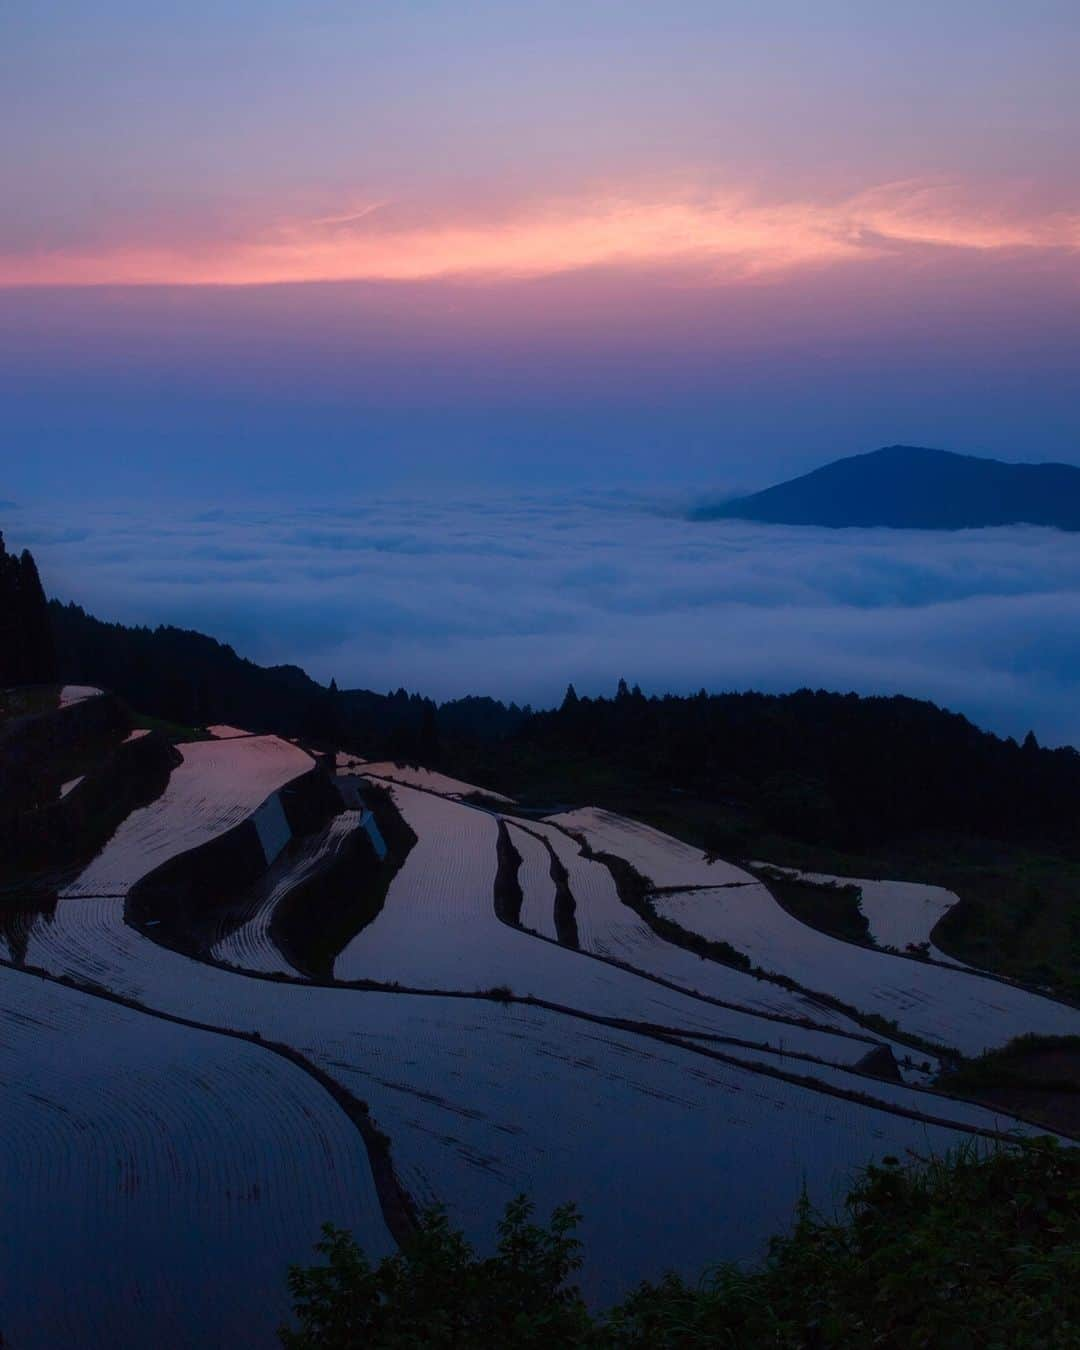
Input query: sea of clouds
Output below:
<box><xmin>11</xmin><ymin>492</ymin><xmax>1080</xmax><ymax>747</ymax></box>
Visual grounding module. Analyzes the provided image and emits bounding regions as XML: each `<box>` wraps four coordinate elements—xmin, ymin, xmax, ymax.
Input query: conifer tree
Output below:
<box><xmin>17</xmin><ymin>548</ymin><xmax>57</xmax><ymax>683</ymax></box>
<box><xmin>0</xmin><ymin>535</ymin><xmax>57</xmax><ymax>685</ymax></box>
<box><xmin>419</xmin><ymin>700</ymin><xmax>442</xmax><ymax>765</ymax></box>
<box><xmin>0</xmin><ymin>532</ymin><xmax>17</xmax><ymax>684</ymax></box>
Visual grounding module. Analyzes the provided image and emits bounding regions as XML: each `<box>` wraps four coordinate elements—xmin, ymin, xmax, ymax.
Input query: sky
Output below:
<box><xmin>3</xmin><ymin>4</ymin><xmax>1080</xmax><ymax>740</ymax></box>
<box><xmin>2</xmin><ymin>1</ymin><xmax>1079</xmax><ymax>498</ymax></box>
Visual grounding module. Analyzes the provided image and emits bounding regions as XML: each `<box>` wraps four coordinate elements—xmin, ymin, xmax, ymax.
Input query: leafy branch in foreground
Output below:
<box><xmin>281</xmin><ymin>1196</ymin><xmax>589</xmax><ymax>1349</ymax></box>
<box><xmin>284</xmin><ymin>1138</ymin><xmax>1080</xmax><ymax>1348</ymax></box>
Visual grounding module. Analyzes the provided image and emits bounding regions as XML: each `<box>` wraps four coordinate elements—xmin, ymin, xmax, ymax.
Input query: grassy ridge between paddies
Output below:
<box><xmin>449</xmin><ymin>728</ymin><xmax>1080</xmax><ymax>1005</ymax></box>
<box><xmin>752</xmin><ymin>867</ymin><xmax>871</xmax><ymax>946</ymax></box>
<box><xmin>272</xmin><ymin>782</ymin><xmax>419</xmax><ymax>980</ymax></box>
<box><xmin>330</xmin><ymin>784</ymin><xmax>913</xmax><ymax>1070</ymax></box>
<box><xmin>500</xmin><ymin>815</ymin><xmax>926</xmax><ymax>1066</ymax></box>
<box><xmin>504</xmin><ymin>821</ymin><xmax>560</xmax><ymax>940</ymax></box>
<box><xmin>282</xmin><ymin>1137</ymin><xmax>1080</xmax><ymax>1349</ymax></box>
<box><xmin>209</xmin><ymin>810</ymin><xmax>371</xmax><ymax>977</ymax></box>
<box><xmin>936</xmin><ymin>1035</ymin><xmax>1080</xmax><ymax>1137</ymax></box>
<box><xmin>551</xmin><ymin>809</ymin><xmax>1080</xmax><ymax>1059</ymax></box>
<box><xmin>750</xmin><ymin>864</ymin><xmax>964</xmax><ymax>956</ymax></box>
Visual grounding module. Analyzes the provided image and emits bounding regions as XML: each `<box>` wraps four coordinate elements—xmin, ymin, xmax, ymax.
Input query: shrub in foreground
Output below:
<box><xmin>283</xmin><ymin>1138</ymin><xmax>1079</xmax><ymax>1348</ymax></box>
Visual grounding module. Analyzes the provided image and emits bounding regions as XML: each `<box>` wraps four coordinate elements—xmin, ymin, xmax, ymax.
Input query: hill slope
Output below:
<box><xmin>46</xmin><ymin>600</ymin><xmax>525</xmax><ymax>748</ymax></box>
<box><xmin>696</xmin><ymin>445</ymin><xmax>1080</xmax><ymax>530</ymax></box>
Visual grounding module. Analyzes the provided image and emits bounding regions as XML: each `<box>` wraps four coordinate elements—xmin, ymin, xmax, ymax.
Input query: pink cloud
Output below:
<box><xmin>2</xmin><ymin>179</ymin><xmax>1077</xmax><ymax>289</ymax></box>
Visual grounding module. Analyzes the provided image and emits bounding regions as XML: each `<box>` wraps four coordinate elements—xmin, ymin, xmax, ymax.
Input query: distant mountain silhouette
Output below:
<box><xmin>695</xmin><ymin>446</ymin><xmax>1080</xmax><ymax>530</ymax></box>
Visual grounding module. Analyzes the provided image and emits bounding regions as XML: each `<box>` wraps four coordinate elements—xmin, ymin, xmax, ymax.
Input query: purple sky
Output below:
<box><xmin>2</xmin><ymin>1</ymin><xmax>1078</xmax><ymax>497</ymax></box>
<box><xmin>3</xmin><ymin>5</ymin><xmax>1080</xmax><ymax>739</ymax></box>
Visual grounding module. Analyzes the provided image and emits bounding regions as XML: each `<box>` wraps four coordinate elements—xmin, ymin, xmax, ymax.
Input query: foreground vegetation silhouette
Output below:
<box><xmin>283</xmin><ymin>1139</ymin><xmax>1079</xmax><ymax>1348</ymax></box>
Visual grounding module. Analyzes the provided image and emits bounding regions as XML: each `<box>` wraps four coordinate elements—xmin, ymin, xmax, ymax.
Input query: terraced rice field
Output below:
<box><xmin>559</xmin><ymin>808</ymin><xmax>1080</xmax><ymax>1055</ymax></box>
<box><xmin>57</xmin><ymin>684</ymin><xmax>102</xmax><ymax>706</ymax></box>
<box><xmin>0</xmin><ymin>964</ymin><xmax>392</xmax><ymax>1350</ymax></box>
<box><xmin>5</xmin><ymin>748</ymin><xmax>1072</xmax><ymax>1331</ymax></box>
<box><xmin>308</xmin><ymin>996</ymin><xmax>1023</xmax><ymax>1306</ymax></box>
<box><xmin>332</xmin><ymin>787</ymin><xmax>898</xmax><ymax>1067</ymax></box>
<box><xmin>757</xmin><ymin>863</ymin><xmax>967</xmax><ymax>959</ymax></box>
<box><xmin>507</xmin><ymin>822</ymin><xmax>559</xmax><ymax>940</ymax></box>
<box><xmin>1</xmin><ymin>924</ymin><xmax>1031</xmax><ymax>1309</ymax></box>
<box><xmin>649</xmin><ymin>881</ymin><xmax>1080</xmax><ymax>1056</ymax></box>
<box><xmin>360</xmin><ymin>761</ymin><xmax>515</xmax><ymax>802</ymax></box>
<box><xmin>335</xmin><ymin>751</ymin><xmax>367</xmax><ymax>771</ymax></box>
<box><xmin>551</xmin><ymin>807</ymin><xmax>748</xmax><ymax>887</ymax></box>
<box><xmin>60</xmin><ymin>736</ymin><xmax>313</xmax><ymax>898</ymax></box>
<box><xmin>513</xmin><ymin>817</ymin><xmax>917</xmax><ymax>1060</ymax></box>
<box><xmin>210</xmin><ymin>810</ymin><xmax>365</xmax><ymax>974</ymax></box>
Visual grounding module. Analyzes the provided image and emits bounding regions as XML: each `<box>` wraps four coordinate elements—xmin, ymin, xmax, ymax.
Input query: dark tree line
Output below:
<box><xmin>47</xmin><ymin>600</ymin><xmax>527</xmax><ymax>751</ymax></box>
<box><xmin>38</xmin><ymin>588</ymin><xmax>1080</xmax><ymax>851</ymax></box>
<box><xmin>521</xmin><ymin>681</ymin><xmax>1080</xmax><ymax>850</ymax></box>
<box><xmin>0</xmin><ymin>533</ymin><xmax>56</xmax><ymax>686</ymax></box>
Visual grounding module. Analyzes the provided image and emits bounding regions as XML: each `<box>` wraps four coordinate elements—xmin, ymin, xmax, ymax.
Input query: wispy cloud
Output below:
<box><xmin>3</xmin><ymin>180</ymin><xmax>1076</xmax><ymax>288</ymax></box>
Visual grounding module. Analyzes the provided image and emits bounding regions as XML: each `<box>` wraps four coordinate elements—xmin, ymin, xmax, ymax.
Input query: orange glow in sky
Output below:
<box><xmin>3</xmin><ymin>180</ymin><xmax>1076</xmax><ymax>289</ymax></box>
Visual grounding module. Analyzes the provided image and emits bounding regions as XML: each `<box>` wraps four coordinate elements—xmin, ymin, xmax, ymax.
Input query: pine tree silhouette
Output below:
<box><xmin>17</xmin><ymin>549</ymin><xmax>57</xmax><ymax>683</ymax></box>
<box><xmin>0</xmin><ymin>535</ymin><xmax>57</xmax><ymax>685</ymax></box>
<box><xmin>0</xmin><ymin>533</ymin><xmax>17</xmax><ymax>684</ymax></box>
<box><xmin>419</xmin><ymin>701</ymin><xmax>442</xmax><ymax>765</ymax></box>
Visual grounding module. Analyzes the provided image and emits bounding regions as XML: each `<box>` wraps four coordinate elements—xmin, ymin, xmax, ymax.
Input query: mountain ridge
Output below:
<box><xmin>695</xmin><ymin>445</ymin><xmax>1080</xmax><ymax>530</ymax></box>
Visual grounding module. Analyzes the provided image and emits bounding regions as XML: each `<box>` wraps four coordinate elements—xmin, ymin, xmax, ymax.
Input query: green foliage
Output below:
<box><xmin>943</xmin><ymin>1033</ymin><xmax>1080</xmax><ymax>1089</ymax></box>
<box><xmin>521</xmin><ymin>685</ymin><xmax>1080</xmax><ymax>852</ymax></box>
<box><xmin>284</xmin><ymin>1140</ymin><xmax>1080</xmax><ymax>1348</ymax></box>
<box><xmin>281</xmin><ymin>1197</ymin><xmax>590</xmax><ymax>1348</ymax></box>
<box><xmin>754</xmin><ymin>867</ymin><xmax>871</xmax><ymax>946</ymax></box>
<box><xmin>128</xmin><ymin>710</ymin><xmax>210</xmax><ymax>743</ymax></box>
<box><xmin>586</xmin><ymin>842</ymin><xmax>752</xmax><ymax>972</ymax></box>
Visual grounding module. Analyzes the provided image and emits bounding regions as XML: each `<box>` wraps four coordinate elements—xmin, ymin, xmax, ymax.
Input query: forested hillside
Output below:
<box><xmin>48</xmin><ymin>600</ymin><xmax>526</xmax><ymax>751</ymax></box>
<box><xmin>520</xmin><ymin>683</ymin><xmax>1080</xmax><ymax>850</ymax></box>
<box><xmin>1</xmin><ymin>533</ymin><xmax>56</xmax><ymax>685</ymax></box>
<box><xmin>43</xmin><ymin>598</ymin><xmax>1080</xmax><ymax>854</ymax></box>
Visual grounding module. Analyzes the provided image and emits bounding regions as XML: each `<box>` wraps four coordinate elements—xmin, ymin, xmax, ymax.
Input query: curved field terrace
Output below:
<box><xmin>332</xmin><ymin>785</ymin><xmax>906</xmax><ymax>1066</ymax></box>
<box><xmin>358</xmin><ymin>760</ymin><xmax>515</xmax><ymax>803</ymax></box>
<box><xmin>755</xmin><ymin>863</ymin><xmax>970</xmax><ymax>961</ymax></box>
<box><xmin>61</xmin><ymin>736</ymin><xmax>313</xmax><ymax>898</ymax></box>
<box><xmin>4</xmin><ymin>740</ymin><xmax>1075</xmax><ymax>1337</ymax></box>
<box><xmin>210</xmin><ymin>810</ymin><xmax>366</xmax><ymax>975</ymax></box>
<box><xmin>0</xmin><ymin>964</ymin><xmax>392</xmax><ymax>1350</ymax></box>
